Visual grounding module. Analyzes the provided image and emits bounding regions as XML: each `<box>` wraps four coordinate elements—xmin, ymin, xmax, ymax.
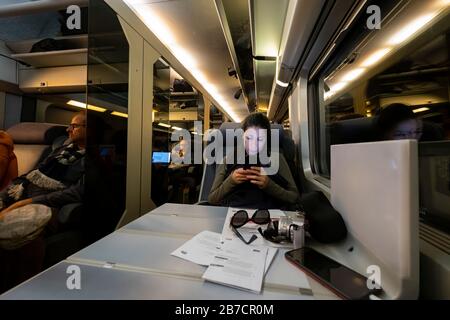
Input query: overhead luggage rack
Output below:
<box><xmin>11</xmin><ymin>48</ymin><xmax>88</xmax><ymax>68</ymax></box>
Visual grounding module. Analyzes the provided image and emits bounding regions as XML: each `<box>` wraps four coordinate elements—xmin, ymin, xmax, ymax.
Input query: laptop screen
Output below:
<box><xmin>152</xmin><ymin>152</ymin><xmax>171</xmax><ymax>164</ymax></box>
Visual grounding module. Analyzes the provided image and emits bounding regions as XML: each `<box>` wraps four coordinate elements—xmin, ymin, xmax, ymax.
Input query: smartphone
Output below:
<box><xmin>285</xmin><ymin>247</ymin><xmax>382</xmax><ymax>300</ymax></box>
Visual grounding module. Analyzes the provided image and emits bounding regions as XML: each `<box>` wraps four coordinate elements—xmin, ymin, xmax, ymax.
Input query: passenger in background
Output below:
<box><xmin>0</xmin><ymin>112</ymin><xmax>85</xmax><ymax>219</ymax></box>
<box><xmin>170</xmin><ymin>138</ymin><xmax>197</xmax><ymax>203</ymax></box>
<box><xmin>376</xmin><ymin>103</ymin><xmax>423</xmax><ymax>140</ymax></box>
<box><xmin>208</xmin><ymin>113</ymin><xmax>299</xmax><ymax>209</ymax></box>
<box><xmin>171</xmin><ymin>138</ymin><xmax>190</xmax><ymax>165</ymax></box>
<box><xmin>0</xmin><ymin>131</ymin><xmax>18</xmax><ymax>191</ymax></box>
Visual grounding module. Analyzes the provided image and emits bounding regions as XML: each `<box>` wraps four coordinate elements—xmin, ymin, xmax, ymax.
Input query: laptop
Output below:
<box><xmin>152</xmin><ymin>151</ymin><xmax>171</xmax><ymax>164</ymax></box>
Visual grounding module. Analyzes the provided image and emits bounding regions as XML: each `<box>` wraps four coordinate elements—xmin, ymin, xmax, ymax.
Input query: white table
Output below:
<box><xmin>0</xmin><ymin>204</ymin><xmax>338</xmax><ymax>300</ymax></box>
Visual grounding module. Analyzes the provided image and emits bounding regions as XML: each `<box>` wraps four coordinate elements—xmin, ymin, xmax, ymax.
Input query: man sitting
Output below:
<box><xmin>0</xmin><ymin>112</ymin><xmax>85</xmax><ymax>220</ymax></box>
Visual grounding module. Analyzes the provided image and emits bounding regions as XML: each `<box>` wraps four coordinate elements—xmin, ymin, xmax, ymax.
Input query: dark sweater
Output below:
<box><xmin>208</xmin><ymin>152</ymin><xmax>299</xmax><ymax>208</ymax></box>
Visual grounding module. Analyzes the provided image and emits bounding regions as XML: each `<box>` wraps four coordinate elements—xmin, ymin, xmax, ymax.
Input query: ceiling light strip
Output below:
<box><xmin>125</xmin><ymin>1</ymin><xmax>242</xmax><ymax>122</ymax></box>
<box><xmin>325</xmin><ymin>1</ymin><xmax>448</xmax><ymax>101</ymax></box>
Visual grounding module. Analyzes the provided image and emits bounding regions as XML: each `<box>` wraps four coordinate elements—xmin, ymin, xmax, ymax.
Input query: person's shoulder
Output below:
<box><xmin>269</xmin><ymin>151</ymin><xmax>289</xmax><ymax>169</ymax></box>
<box><xmin>0</xmin><ymin>131</ymin><xmax>14</xmax><ymax>150</ymax></box>
<box><xmin>270</xmin><ymin>150</ymin><xmax>285</xmax><ymax>160</ymax></box>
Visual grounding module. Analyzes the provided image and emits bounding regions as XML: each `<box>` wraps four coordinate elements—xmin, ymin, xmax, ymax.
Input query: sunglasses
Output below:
<box><xmin>230</xmin><ymin>209</ymin><xmax>271</xmax><ymax>245</ymax></box>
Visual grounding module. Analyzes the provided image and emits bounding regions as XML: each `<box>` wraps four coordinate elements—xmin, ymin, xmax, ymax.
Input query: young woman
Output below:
<box><xmin>208</xmin><ymin>113</ymin><xmax>299</xmax><ymax>209</ymax></box>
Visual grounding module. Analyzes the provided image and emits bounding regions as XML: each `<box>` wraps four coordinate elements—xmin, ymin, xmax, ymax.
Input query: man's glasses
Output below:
<box><xmin>68</xmin><ymin>123</ymin><xmax>86</xmax><ymax>130</ymax></box>
<box><xmin>230</xmin><ymin>209</ymin><xmax>271</xmax><ymax>245</ymax></box>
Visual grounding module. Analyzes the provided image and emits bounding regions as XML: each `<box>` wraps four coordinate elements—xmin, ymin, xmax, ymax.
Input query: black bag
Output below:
<box><xmin>173</xmin><ymin>79</ymin><xmax>193</xmax><ymax>93</ymax></box>
<box><xmin>30</xmin><ymin>38</ymin><xmax>65</xmax><ymax>53</ymax></box>
<box><xmin>300</xmin><ymin>191</ymin><xmax>347</xmax><ymax>243</ymax></box>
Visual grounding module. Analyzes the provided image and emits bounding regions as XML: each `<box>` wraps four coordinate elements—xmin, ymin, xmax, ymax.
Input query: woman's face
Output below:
<box><xmin>243</xmin><ymin>126</ymin><xmax>267</xmax><ymax>155</ymax></box>
<box><xmin>390</xmin><ymin>119</ymin><xmax>423</xmax><ymax>140</ymax></box>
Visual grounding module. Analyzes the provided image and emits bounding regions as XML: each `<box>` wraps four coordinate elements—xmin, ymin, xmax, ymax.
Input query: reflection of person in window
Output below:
<box><xmin>376</xmin><ymin>103</ymin><xmax>423</xmax><ymax>140</ymax></box>
<box><xmin>0</xmin><ymin>113</ymin><xmax>85</xmax><ymax>220</ymax></box>
<box><xmin>171</xmin><ymin>139</ymin><xmax>190</xmax><ymax>164</ymax></box>
<box><xmin>208</xmin><ymin>113</ymin><xmax>299</xmax><ymax>209</ymax></box>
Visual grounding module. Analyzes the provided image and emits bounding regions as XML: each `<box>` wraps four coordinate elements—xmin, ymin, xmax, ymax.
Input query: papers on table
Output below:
<box><xmin>170</xmin><ymin>207</ymin><xmax>310</xmax><ymax>294</ymax></box>
<box><xmin>171</xmin><ymin>231</ymin><xmax>222</xmax><ymax>266</ymax></box>
<box><xmin>171</xmin><ymin>230</ymin><xmax>278</xmax><ymax>294</ymax></box>
<box><xmin>202</xmin><ymin>240</ymin><xmax>268</xmax><ymax>294</ymax></box>
<box><xmin>171</xmin><ymin>230</ymin><xmax>278</xmax><ymax>272</ymax></box>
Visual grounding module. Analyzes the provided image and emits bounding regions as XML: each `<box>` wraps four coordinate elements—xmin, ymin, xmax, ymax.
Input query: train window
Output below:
<box><xmin>85</xmin><ymin>0</ymin><xmax>130</xmax><ymax>239</ymax></box>
<box><xmin>313</xmin><ymin>1</ymin><xmax>450</xmax><ymax>178</ymax></box>
<box><xmin>152</xmin><ymin>60</ymin><xmax>205</xmax><ymax>205</ymax></box>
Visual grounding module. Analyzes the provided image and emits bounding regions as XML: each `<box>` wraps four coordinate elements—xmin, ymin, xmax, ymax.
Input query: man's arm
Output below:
<box><xmin>32</xmin><ymin>178</ymin><xmax>84</xmax><ymax>208</ymax></box>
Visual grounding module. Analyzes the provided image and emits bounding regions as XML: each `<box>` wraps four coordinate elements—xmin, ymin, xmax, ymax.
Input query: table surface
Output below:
<box><xmin>0</xmin><ymin>203</ymin><xmax>338</xmax><ymax>300</ymax></box>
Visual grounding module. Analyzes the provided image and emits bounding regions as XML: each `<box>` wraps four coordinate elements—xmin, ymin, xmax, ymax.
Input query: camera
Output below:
<box><xmin>260</xmin><ymin>214</ymin><xmax>305</xmax><ymax>248</ymax></box>
<box><xmin>278</xmin><ymin>216</ymin><xmax>304</xmax><ymax>241</ymax></box>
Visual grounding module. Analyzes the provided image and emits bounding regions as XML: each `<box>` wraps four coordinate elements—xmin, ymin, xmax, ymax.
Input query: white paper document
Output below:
<box><xmin>170</xmin><ymin>228</ymin><xmax>310</xmax><ymax>294</ymax></box>
<box><xmin>171</xmin><ymin>230</ymin><xmax>222</xmax><ymax>266</ymax></box>
<box><xmin>202</xmin><ymin>239</ymin><xmax>268</xmax><ymax>294</ymax></box>
<box><xmin>171</xmin><ymin>230</ymin><xmax>277</xmax><ymax>275</ymax></box>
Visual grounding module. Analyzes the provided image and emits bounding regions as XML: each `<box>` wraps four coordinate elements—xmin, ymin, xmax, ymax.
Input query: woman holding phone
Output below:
<box><xmin>208</xmin><ymin>113</ymin><xmax>299</xmax><ymax>209</ymax></box>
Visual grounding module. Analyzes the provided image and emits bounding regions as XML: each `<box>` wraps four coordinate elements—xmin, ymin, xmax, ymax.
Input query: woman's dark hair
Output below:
<box><xmin>241</xmin><ymin>112</ymin><xmax>272</xmax><ymax>154</ymax></box>
<box><xmin>376</xmin><ymin>103</ymin><xmax>415</xmax><ymax>139</ymax></box>
<box><xmin>242</xmin><ymin>112</ymin><xmax>271</xmax><ymax>132</ymax></box>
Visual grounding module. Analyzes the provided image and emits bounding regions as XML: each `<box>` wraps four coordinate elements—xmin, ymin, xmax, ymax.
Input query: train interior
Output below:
<box><xmin>0</xmin><ymin>0</ymin><xmax>449</xmax><ymax>300</ymax></box>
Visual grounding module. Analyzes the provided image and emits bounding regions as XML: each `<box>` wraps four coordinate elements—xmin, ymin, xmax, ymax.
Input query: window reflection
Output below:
<box><xmin>85</xmin><ymin>0</ymin><xmax>129</xmax><ymax>241</ymax></box>
<box><xmin>151</xmin><ymin>60</ymin><xmax>205</xmax><ymax>205</ymax></box>
<box><xmin>317</xmin><ymin>5</ymin><xmax>450</xmax><ymax>178</ymax></box>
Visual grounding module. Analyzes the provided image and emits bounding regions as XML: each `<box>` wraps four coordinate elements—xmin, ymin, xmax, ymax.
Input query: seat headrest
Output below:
<box><xmin>328</xmin><ymin>117</ymin><xmax>377</xmax><ymax>145</ymax></box>
<box><xmin>328</xmin><ymin>116</ymin><xmax>445</xmax><ymax>144</ymax></box>
<box><xmin>7</xmin><ymin>122</ymin><xmax>68</xmax><ymax>145</ymax></box>
<box><xmin>421</xmin><ymin>121</ymin><xmax>445</xmax><ymax>141</ymax></box>
<box><xmin>218</xmin><ymin>122</ymin><xmax>284</xmax><ymax>131</ymax></box>
<box><xmin>219</xmin><ymin>122</ymin><xmax>241</xmax><ymax>131</ymax></box>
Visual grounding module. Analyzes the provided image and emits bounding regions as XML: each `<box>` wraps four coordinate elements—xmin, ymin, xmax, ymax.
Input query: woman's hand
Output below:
<box><xmin>246</xmin><ymin>167</ymin><xmax>269</xmax><ymax>189</ymax></box>
<box><xmin>0</xmin><ymin>198</ymin><xmax>32</xmax><ymax>220</ymax></box>
<box><xmin>231</xmin><ymin>168</ymin><xmax>249</xmax><ymax>184</ymax></box>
